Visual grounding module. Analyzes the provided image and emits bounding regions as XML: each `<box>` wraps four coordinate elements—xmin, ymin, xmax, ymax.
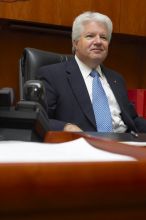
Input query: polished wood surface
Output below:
<box><xmin>1</xmin><ymin>132</ymin><xmax>146</xmax><ymax>219</ymax></box>
<box><xmin>1</xmin><ymin>161</ymin><xmax>146</xmax><ymax>219</ymax></box>
<box><xmin>0</xmin><ymin>0</ymin><xmax>146</xmax><ymax>36</ymax></box>
<box><xmin>1</xmin><ymin>0</ymin><xmax>146</xmax><ymax>36</ymax></box>
<box><xmin>105</xmin><ymin>34</ymin><xmax>146</xmax><ymax>88</ymax></box>
<box><xmin>59</xmin><ymin>0</ymin><xmax>120</xmax><ymax>33</ymax></box>
<box><xmin>0</xmin><ymin>23</ymin><xmax>72</xmax><ymax>101</ymax></box>
<box><xmin>0</xmin><ymin>0</ymin><xmax>120</xmax><ymax>32</ymax></box>
<box><xmin>120</xmin><ymin>0</ymin><xmax>146</xmax><ymax>36</ymax></box>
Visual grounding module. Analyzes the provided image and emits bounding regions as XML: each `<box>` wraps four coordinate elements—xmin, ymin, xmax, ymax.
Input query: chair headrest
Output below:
<box><xmin>20</xmin><ymin>47</ymin><xmax>73</xmax><ymax>81</ymax></box>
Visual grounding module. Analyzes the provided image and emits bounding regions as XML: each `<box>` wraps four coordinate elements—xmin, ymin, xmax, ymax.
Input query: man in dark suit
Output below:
<box><xmin>37</xmin><ymin>11</ymin><xmax>146</xmax><ymax>132</ymax></box>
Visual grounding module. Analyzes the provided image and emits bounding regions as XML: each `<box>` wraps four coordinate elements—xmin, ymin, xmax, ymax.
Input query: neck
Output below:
<box><xmin>75</xmin><ymin>55</ymin><xmax>100</xmax><ymax>69</ymax></box>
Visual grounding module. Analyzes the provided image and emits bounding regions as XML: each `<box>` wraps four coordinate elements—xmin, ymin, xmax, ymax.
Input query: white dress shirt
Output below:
<box><xmin>75</xmin><ymin>55</ymin><xmax>127</xmax><ymax>133</ymax></box>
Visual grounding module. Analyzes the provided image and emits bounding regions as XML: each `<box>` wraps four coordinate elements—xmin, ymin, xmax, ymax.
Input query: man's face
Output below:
<box><xmin>73</xmin><ymin>21</ymin><xmax>110</xmax><ymax>68</ymax></box>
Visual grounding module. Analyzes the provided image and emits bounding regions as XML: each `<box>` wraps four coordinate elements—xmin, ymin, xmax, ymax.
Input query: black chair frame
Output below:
<box><xmin>19</xmin><ymin>47</ymin><xmax>72</xmax><ymax>100</ymax></box>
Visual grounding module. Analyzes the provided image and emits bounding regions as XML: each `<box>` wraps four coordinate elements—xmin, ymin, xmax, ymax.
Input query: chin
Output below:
<box><xmin>93</xmin><ymin>54</ymin><xmax>107</xmax><ymax>61</ymax></box>
<box><xmin>91</xmin><ymin>55</ymin><xmax>102</xmax><ymax>61</ymax></box>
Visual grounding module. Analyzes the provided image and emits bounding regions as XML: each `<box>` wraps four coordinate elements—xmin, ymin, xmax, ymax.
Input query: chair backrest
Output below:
<box><xmin>19</xmin><ymin>47</ymin><xmax>72</xmax><ymax>99</ymax></box>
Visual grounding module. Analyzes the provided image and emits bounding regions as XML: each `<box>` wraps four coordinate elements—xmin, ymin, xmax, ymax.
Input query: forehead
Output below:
<box><xmin>82</xmin><ymin>21</ymin><xmax>108</xmax><ymax>34</ymax></box>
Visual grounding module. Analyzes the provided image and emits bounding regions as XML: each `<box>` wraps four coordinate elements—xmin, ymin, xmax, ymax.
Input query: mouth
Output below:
<box><xmin>91</xmin><ymin>48</ymin><xmax>103</xmax><ymax>53</ymax></box>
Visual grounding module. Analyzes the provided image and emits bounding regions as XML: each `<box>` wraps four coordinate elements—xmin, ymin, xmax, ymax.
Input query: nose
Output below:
<box><xmin>93</xmin><ymin>35</ymin><xmax>102</xmax><ymax>44</ymax></box>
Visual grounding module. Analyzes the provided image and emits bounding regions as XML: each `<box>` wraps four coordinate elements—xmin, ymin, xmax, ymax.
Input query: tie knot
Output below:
<box><xmin>90</xmin><ymin>70</ymin><xmax>99</xmax><ymax>78</ymax></box>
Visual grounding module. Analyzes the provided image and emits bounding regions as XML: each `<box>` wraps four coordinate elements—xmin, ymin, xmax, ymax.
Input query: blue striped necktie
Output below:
<box><xmin>90</xmin><ymin>70</ymin><xmax>112</xmax><ymax>132</ymax></box>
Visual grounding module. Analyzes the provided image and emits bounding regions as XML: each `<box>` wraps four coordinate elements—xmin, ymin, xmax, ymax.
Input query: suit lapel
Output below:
<box><xmin>65</xmin><ymin>58</ymin><xmax>96</xmax><ymax>128</ymax></box>
<box><xmin>102</xmin><ymin>66</ymin><xmax>123</xmax><ymax>107</ymax></box>
<box><xmin>102</xmin><ymin>66</ymin><xmax>130</xmax><ymax>118</ymax></box>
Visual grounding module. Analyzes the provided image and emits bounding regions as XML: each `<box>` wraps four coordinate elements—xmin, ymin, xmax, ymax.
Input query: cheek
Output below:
<box><xmin>77</xmin><ymin>42</ymin><xmax>86</xmax><ymax>52</ymax></box>
<box><xmin>104</xmin><ymin>42</ymin><xmax>109</xmax><ymax>50</ymax></box>
<box><xmin>81</xmin><ymin>41</ymin><xmax>92</xmax><ymax>51</ymax></box>
<box><xmin>75</xmin><ymin>40</ymin><xmax>92</xmax><ymax>52</ymax></box>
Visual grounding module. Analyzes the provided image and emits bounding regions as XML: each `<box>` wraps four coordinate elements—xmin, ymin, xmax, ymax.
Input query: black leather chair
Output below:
<box><xmin>19</xmin><ymin>47</ymin><xmax>72</xmax><ymax>100</ymax></box>
<box><xmin>1</xmin><ymin>47</ymin><xmax>72</xmax><ymax>141</ymax></box>
<box><xmin>0</xmin><ymin>48</ymin><xmax>73</xmax><ymax>141</ymax></box>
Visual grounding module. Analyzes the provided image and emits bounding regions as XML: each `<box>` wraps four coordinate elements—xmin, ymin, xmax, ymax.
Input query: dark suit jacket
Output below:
<box><xmin>37</xmin><ymin>57</ymin><xmax>146</xmax><ymax>132</ymax></box>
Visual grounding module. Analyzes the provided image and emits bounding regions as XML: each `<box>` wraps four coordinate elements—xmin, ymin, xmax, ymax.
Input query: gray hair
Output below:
<box><xmin>72</xmin><ymin>11</ymin><xmax>113</xmax><ymax>52</ymax></box>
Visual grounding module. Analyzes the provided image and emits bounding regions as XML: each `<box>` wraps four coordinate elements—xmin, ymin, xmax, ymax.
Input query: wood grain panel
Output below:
<box><xmin>59</xmin><ymin>0</ymin><xmax>120</xmax><ymax>32</ymax></box>
<box><xmin>0</xmin><ymin>25</ymin><xmax>72</xmax><ymax>101</ymax></box>
<box><xmin>1</xmin><ymin>0</ymin><xmax>146</xmax><ymax>36</ymax></box>
<box><xmin>0</xmin><ymin>146</ymin><xmax>146</xmax><ymax>220</ymax></box>
<box><xmin>0</xmin><ymin>0</ymin><xmax>120</xmax><ymax>32</ymax></box>
<box><xmin>0</xmin><ymin>0</ymin><xmax>61</xmax><ymax>25</ymax></box>
<box><xmin>105</xmin><ymin>34</ymin><xmax>146</xmax><ymax>88</ymax></box>
<box><xmin>120</xmin><ymin>0</ymin><xmax>146</xmax><ymax>36</ymax></box>
<box><xmin>90</xmin><ymin>0</ymin><xmax>120</xmax><ymax>33</ymax></box>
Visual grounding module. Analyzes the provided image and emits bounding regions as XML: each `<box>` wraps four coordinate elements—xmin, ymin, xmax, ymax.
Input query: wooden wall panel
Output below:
<box><xmin>105</xmin><ymin>35</ymin><xmax>146</xmax><ymax>88</ymax></box>
<box><xmin>0</xmin><ymin>0</ymin><xmax>62</xmax><ymax>24</ymax></box>
<box><xmin>1</xmin><ymin>0</ymin><xmax>146</xmax><ymax>36</ymax></box>
<box><xmin>90</xmin><ymin>0</ymin><xmax>120</xmax><ymax>33</ymax></box>
<box><xmin>59</xmin><ymin>0</ymin><xmax>120</xmax><ymax>33</ymax></box>
<box><xmin>120</xmin><ymin>0</ymin><xmax>146</xmax><ymax>36</ymax></box>
<box><xmin>0</xmin><ymin>0</ymin><xmax>120</xmax><ymax>32</ymax></box>
<box><xmin>0</xmin><ymin>27</ymin><xmax>72</xmax><ymax>101</ymax></box>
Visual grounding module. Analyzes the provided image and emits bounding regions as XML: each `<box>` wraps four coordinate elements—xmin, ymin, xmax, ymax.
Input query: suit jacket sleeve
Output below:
<box><xmin>36</xmin><ymin>65</ymin><xmax>68</xmax><ymax>131</ymax></box>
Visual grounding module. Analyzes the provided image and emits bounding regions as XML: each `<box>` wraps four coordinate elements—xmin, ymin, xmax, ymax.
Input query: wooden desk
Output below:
<box><xmin>0</xmin><ymin>132</ymin><xmax>146</xmax><ymax>219</ymax></box>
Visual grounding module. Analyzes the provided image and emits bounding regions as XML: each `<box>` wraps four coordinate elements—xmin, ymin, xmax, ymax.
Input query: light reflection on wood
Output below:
<box><xmin>0</xmin><ymin>0</ymin><xmax>29</xmax><ymax>3</ymax></box>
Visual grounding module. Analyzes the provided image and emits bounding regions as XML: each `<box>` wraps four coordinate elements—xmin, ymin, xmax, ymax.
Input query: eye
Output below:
<box><xmin>100</xmin><ymin>35</ymin><xmax>108</xmax><ymax>41</ymax></box>
<box><xmin>85</xmin><ymin>34</ymin><xmax>94</xmax><ymax>39</ymax></box>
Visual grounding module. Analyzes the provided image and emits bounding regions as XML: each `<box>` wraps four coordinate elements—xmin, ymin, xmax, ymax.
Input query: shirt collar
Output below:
<box><xmin>75</xmin><ymin>55</ymin><xmax>104</xmax><ymax>79</ymax></box>
<box><xmin>96</xmin><ymin>66</ymin><xmax>103</xmax><ymax>78</ymax></box>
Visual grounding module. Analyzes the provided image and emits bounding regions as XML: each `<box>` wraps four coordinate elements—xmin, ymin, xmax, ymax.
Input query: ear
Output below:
<box><xmin>73</xmin><ymin>40</ymin><xmax>78</xmax><ymax>51</ymax></box>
